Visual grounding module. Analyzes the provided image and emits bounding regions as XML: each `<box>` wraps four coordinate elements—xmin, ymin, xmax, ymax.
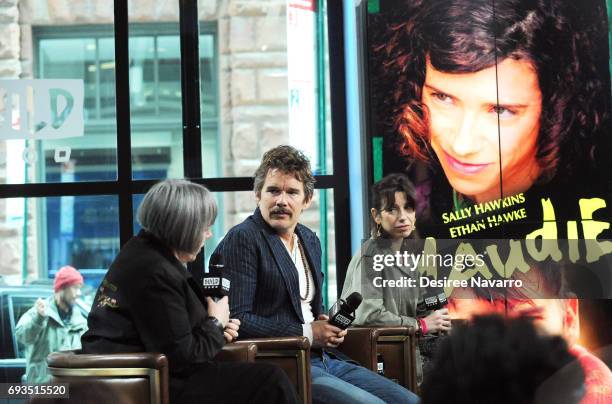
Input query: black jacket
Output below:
<box><xmin>81</xmin><ymin>230</ymin><xmax>224</xmax><ymax>379</ymax></box>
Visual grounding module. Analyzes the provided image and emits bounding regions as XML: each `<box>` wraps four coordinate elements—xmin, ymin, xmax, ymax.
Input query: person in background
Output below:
<box><xmin>16</xmin><ymin>265</ymin><xmax>87</xmax><ymax>383</ymax></box>
<box><xmin>81</xmin><ymin>179</ymin><xmax>297</xmax><ymax>404</ymax></box>
<box><xmin>421</xmin><ymin>314</ymin><xmax>585</xmax><ymax>404</ymax></box>
<box><xmin>341</xmin><ymin>173</ymin><xmax>451</xmax><ymax>385</ymax></box>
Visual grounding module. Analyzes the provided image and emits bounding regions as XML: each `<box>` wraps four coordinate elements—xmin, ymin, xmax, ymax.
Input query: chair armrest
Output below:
<box><xmin>215</xmin><ymin>342</ymin><xmax>257</xmax><ymax>362</ymax></box>
<box><xmin>47</xmin><ymin>350</ymin><xmax>168</xmax><ymax>370</ymax></box>
<box><xmin>374</xmin><ymin>326</ymin><xmax>417</xmax><ymax>392</ymax></box>
<box><xmin>236</xmin><ymin>336</ymin><xmax>310</xmax><ymax>351</ymax></box>
<box><xmin>375</xmin><ymin>326</ymin><xmax>415</xmax><ymax>337</ymax></box>
<box><xmin>235</xmin><ymin>336</ymin><xmax>311</xmax><ymax>404</ymax></box>
<box><xmin>46</xmin><ymin>350</ymin><xmax>170</xmax><ymax>404</ymax></box>
<box><xmin>339</xmin><ymin>326</ymin><xmax>418</xmax><ymax>392</ymax></box>
<box><xmin>338</xmin><ymin>328</ymin><xmax>378</xmax><ymax>370</ymax></box>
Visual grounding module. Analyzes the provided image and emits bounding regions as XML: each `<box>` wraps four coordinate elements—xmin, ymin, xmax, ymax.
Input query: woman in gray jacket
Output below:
<box><xmin>341</xmin><ymin>173</ymin><xmax>451</xmax><ymax>385</ymax></box>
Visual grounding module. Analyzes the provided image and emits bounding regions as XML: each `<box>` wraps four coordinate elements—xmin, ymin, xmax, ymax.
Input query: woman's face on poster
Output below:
<box><xmin>421</xmin><ymin>57</ymin><xmax>543</xmax><ymax>203</ymax></box>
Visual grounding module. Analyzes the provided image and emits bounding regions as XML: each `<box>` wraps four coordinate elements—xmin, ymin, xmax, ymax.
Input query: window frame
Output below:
<box><xmin>0</xmin><ymin>0</ymin><xmax>352</xmax><ymax>298</ymax></box>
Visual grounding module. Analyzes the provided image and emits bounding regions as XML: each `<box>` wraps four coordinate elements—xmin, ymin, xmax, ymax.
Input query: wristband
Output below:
<box><xmin>206</xmin><ymin>316</ymin><xmax>225</xmax><ymax>333</ymax></box>
<box><xmin>418</xmin><ymin>318</ymin><xmax>428</xmax><ymax>335</ymax></box>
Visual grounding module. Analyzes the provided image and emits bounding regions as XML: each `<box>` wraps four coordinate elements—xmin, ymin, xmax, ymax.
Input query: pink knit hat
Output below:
<box><xmin>53</xmin><ymin>266</ymin><xmax>84</xmax><ymax>292</ymax></box>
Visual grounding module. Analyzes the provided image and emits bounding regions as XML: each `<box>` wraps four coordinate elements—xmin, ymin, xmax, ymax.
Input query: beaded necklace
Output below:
<box><xmin>296</xmin><ymin>239</ymin><xmax>311</xmax><ymax>302</ymax></box>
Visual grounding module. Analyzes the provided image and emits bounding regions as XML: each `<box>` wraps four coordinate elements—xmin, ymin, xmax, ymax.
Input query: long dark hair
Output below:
<box><xmin>373</xmin><ymin>0</ymin><xmax>609</xmax><ymax>182</ymax></box>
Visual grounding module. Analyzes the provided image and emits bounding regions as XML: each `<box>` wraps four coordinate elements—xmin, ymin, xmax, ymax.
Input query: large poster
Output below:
<box><xmin>370</xmin><ymin>0</ymin><xmax>611</xmax><ymax>239</ymax></box>
<box><xmin>365</xmin><ymin>0</ymin><xmax>612</xmax><ymax>372</ymax></box>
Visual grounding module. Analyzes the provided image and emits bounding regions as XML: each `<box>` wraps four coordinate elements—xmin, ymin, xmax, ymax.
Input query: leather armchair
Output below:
<box><xmin>339</xmin><ymin>326</ymin><xmax>418</xmax><ymax>392</ymax></box>
<box><xmin>228</xmin><ymin>328</ymin><xmax>417</xmax><ymax>403</ymax></box>
<box><xmin>235</xmin><ymin>330</ymin><xmax>410</xmax><ymax>404</ymax></box>
<box><xmin>44</xmin><ymin>343</ymin><xmax>258</xmax><ymax>404</ymax></box>
<box><xmin>339</xmin><ymin>327</ymin><xmax>379</xmax><ymax>369</ymax></box>
<box><xmin>236</xmin><ymin>336</ymin><xmax>311</xmax><ymax>404</ymax></box>
<box><xmin>374</xmin><ymin>326</ymin><xmax>417</xmax><ymax>392</ymax></box>
<box><xmin>215</xmin><ymin>342</ymin><xmax>258</xmax><ymax>363</ymax></box>
<box><xmin>46</xmin><ymin>350</ymin><xmax>169</xmax><ymax>404</ymax></box>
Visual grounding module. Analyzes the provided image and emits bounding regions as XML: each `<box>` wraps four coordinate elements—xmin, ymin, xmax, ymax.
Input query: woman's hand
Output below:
<box><xmin>423</xmin><ymin>308</ymin><xmax>451</xmax><ymax>333</ymax></box>
<box><xmin>224</xmin><ymin>318</ymin><xmax>241</xmax><ymax>343</ymax></box>
<box><xmin>206</xmin><ymin>296</ymin><xmax>230</xmax><ymax>327</ymax></box>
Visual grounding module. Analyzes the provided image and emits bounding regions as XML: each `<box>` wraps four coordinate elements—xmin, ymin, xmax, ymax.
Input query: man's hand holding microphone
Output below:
<box><xmin>311</xmin><ymin>314</ymin><xmax>347</xmax><ymax>348</ymax></box>
<box><xmin>311</xmin><ymin>292</ymin><xmax>362</xmax><ymax>348</ymax></box>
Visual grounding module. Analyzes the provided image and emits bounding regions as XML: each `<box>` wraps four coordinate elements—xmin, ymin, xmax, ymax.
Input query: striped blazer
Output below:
<box><xmin>214</xmin><ymin>208</ymin><xmax>324</xmax><ymax>339</ymax></box>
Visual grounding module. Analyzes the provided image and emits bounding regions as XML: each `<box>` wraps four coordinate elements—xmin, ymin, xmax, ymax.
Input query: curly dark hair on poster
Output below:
<box><xmin>372</xmin><ymin>0</ymin><xmax>609</xmax><ymax>181</ymax></box>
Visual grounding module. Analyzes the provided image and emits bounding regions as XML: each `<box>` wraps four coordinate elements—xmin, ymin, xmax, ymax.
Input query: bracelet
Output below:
<box><xmin>418</xmin><ymin>318</ymin><xmax>428</xmax><ymax>335</ymax></box>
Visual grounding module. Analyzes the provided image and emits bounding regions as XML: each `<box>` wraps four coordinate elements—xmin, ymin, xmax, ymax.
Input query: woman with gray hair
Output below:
<box><xmin>82</xmin><ymin>179</ymin><xmax>298</xmax><ymax>403</ymax></box>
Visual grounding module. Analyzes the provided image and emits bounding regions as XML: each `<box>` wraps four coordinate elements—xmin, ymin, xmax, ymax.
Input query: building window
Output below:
<box><xmin>0</xmin><ymin>1</ymin><xmax>349</xmax><ymax>313</ymax></box>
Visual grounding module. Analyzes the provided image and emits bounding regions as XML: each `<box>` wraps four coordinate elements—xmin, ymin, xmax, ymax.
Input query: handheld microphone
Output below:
<box><xmin>202</xmin><ymin>252</ymin><xmax>230</xmax><ymax>301</ymax></box>
<box><xmin>418</xmin><ymin>279</ymin><xmax>448</xmax><ymax>312</ymax></box>
<box><xmin>328</xmin><ymin>292</ymin><xmax>363</xmax><ymax>329</ymax></box>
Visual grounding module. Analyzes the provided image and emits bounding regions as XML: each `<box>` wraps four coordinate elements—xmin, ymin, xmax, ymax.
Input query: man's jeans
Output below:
<box><xmin>311</xmin><ymin>352</ymin><xmax>419</xmax><ymax>404</ymax></box>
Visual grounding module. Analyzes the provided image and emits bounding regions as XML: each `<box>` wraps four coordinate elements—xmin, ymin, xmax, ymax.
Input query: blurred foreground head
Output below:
<box><xmin>421</xmin><ymin>314</ymin><xmax>584</xmax><ymax>404</ymax></box>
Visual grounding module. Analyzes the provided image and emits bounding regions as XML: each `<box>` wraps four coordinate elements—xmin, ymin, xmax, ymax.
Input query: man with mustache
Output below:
<box><xmin>214</xmin><ymin>145</ymin><xmax>417</xmax><ymax>403</ymax></box>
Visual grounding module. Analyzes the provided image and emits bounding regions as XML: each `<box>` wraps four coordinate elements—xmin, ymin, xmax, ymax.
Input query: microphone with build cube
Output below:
<box><xmin>203</xmin><ymin>252</ymin><xmax>230</xmax><ymax>301</ymax></box>
<box><xmin>418</xmin><ymin>278</ymin><xmax>448</xmax><ymax>312</ymax></box>
<box><xmin>328</xmin><ymin>292</ymin><xmax>363</xmax><ymax>329</ymax></box>
<box><xmin>417</xmin><ymin>279</ymin><xmax>449</xmax><ymax>337</ymax></box>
